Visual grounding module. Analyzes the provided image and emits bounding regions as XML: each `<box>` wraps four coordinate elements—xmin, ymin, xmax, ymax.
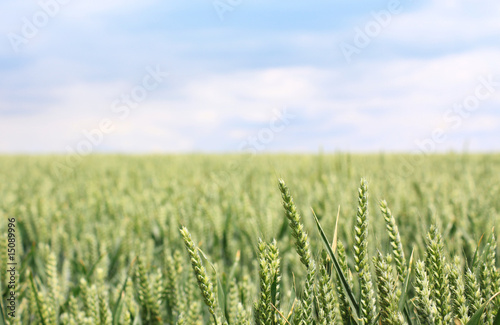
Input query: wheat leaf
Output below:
<box><xmin>312</xmin><ymin>208</ymin><xmax>360</xmax><ymax>323</ymax></box>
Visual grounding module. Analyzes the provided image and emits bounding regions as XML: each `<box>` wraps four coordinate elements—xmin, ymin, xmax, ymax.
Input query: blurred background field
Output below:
<box><xmin>0</xmin><ymin>154</ymin><xmax>498</xmax><ymax>323</ymax></box>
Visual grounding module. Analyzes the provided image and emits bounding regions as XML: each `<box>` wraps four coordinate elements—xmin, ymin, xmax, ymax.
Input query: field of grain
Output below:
<box><xmin>0</xmin><ymin>154</ymin><xmax>498</xmax><ymax>324</ymax></box>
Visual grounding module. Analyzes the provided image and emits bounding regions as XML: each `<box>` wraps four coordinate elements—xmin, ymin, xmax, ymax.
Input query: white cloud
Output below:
<box><xmin>2</xmin><ymin>1</ymin><xmax>500</xmax><ymax>153</ymax></box>
<box><xmin>384</xmin><ymin>1</ymin><xmax>500</xmax><ymax>45</ymax></box>
<box><xmin>2</xmin><ymin>45</ymin><xmax>500</xmax><ymax>153</ymax></box>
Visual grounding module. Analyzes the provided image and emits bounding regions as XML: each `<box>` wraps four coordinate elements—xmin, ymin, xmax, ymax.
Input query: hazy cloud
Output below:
<box><xmin>0</xmin><ymin>0</ymin><xmax>499</xmax><ymax>153</ymax></box>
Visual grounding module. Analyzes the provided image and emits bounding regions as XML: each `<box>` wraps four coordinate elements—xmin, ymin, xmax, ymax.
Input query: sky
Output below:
<box><xmin>0</xmin><ymin>0</ymin><xmax>499</xmax><ymax>154</ymax></box>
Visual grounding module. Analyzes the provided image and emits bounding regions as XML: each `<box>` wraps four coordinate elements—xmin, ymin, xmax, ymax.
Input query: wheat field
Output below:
<box><xmin>0</xmin><ymin>154</ymin><xmax>498</xmax><ymax>324</ymax></box>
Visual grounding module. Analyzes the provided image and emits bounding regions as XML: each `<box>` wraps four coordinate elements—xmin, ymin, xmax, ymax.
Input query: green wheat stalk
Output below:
<box><xmin>353</xmin><ymin>178</ymin><xmax>376</xmax><ymax>324</ymax></box>
<box><xmin>424</xmin><ymin>225</ymin><xmax>451</xmax><ymax>325</ymax></box>
<box><xmin>180</xmin><ymin>226</ymin><xmax>219</xmax><ymax>325</ymax></box>
<box><xmin>373</xmin><ymin>252</ymin><xmax>406</xmax><ymax>325</ymax></box>
<box><xmin>380</xmin><ymin>200</ymin><xmax>407</xmax><ymax>284</ymax></box>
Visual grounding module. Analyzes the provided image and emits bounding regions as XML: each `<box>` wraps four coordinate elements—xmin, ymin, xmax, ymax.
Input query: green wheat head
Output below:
<box><xmin>373</xmin><ymin>252</ymin><xmax>406</xmax><ymax>325</ymax></box>
<box><xmin>180</xmin><ymin>226</ymin><xmax>219</xmax><ymax>324</ymax></box>
<box><xmin>353</xmin><ymin>178</ymin><xmax>376</xmax><ymax>324</ymax></box>
<box><xmin>447</xmin><ymin>257</ymin><xmax>470</xmax><ymax>324</ymax></box>
<box><xmin>380</xmin><ymin>199</ymin><xmax>407</xmax><ymax>284</ymax></box>
<box><xmin>424</xmin><ymin>225</ymin><xmax>452</xmax><ymax>324</ymax></box>
<box><xmin>278</xmin><ymin>178</ymin><xmax>314</xmax><ymax>270</ymax></box>
<box><xmin>336</xmin><ymin>240</ymin><xmax>354</xmax><ymax>324</ymax></box>
<box><xmin>414</xmin><ymin>260</ymin><xmax>437</xmax><ymax>325</ymax></box>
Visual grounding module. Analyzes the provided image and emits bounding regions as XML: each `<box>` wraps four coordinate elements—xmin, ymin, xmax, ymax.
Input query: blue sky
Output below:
<box><xmin>0</xmin><ymin>0</ymin><xmax>499</xmax><ymax>153</ymax></box>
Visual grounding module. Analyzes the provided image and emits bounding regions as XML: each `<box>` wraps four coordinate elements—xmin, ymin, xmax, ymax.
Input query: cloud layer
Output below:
<box><xmin>1</xmin><ymin>0</ymin><xmax>499</xmax><ymax>153</ymax></box>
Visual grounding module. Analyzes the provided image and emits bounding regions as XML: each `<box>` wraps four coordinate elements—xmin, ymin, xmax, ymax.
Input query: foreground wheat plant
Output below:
<box><xmin>180</xmin><ymin>226</ymin><xmax>220</xmax><ymax>324</ymax></box>
<box><xmin>5</xmin><ymin>155</ymin><xmax>500</xmax><ymax>325</ymax></box>
<box><xmin>176</xmin><ymin>178</ymin><xmax>499</xmax><ymax>325</ymax></box>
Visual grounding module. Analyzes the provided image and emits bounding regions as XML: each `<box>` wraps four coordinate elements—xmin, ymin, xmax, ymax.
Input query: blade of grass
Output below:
<box><xmin>494</xmin><ymin>307</ymin><xmax>500</xmax><ymax>325</ymax></box>
<box><xmin>112</xmin><ymin>257</ymin><xmax>136</xmax><ymax>325</ymax></box>
<box><xmin>466</xmin><ymin>292</ymin><xmax>500</xmax><ymax>325</ymax></box>
<box><xmin>399</xmin><ymin>248</ymin><xmax>414</xmax><ymax>311</ymax></box>
<box><xmin>311</xmin><ymin>208</ymin><xmax>360</xmax><ymax>321</ymax></box>
<box><xmin>29</xmin><ymin>271</ymin><xmax>47</xmax><ymax>325</ymax></box>
<box><xmin>0</xmin><ymin>292</ymin><xmax>6</xmax><ymax>325</ymax></box>
<box><xmin>470</xmin><ymin>234</ymin><xmax>484</xmax><ymax>270</ymax></box>
<box><xmin>332</xmin><ymin>205</ymin><xmax>340</xmax><ymax>254</ymax></box>
<box><xmin>271</xmin><ymin>303</ymin><xmax>292</xmax><ymax>325</ymax></box>
<box><xmin>86</xmin><ymin>253</ymin><xmax>106</xmax><ymax>280</ymax></box>
<box><xmin>399</xmin><ymin>249</ymin><xmax>414</xmax><ymax>325</ymax></box>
